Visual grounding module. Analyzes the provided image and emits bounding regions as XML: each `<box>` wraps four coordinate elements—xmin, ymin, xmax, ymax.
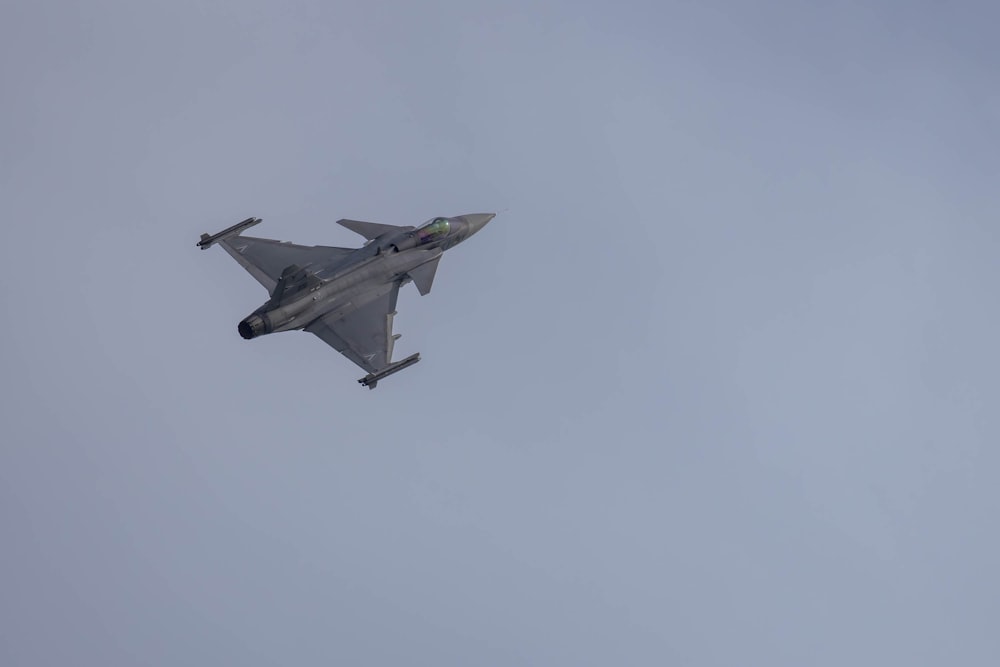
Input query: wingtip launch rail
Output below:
<box><xmin>358</xmin><ymin>352</ymin><xmax>421</xmax><ymax>389</ymax></box>
<box><xmin>197</xmin><ymin>217</ymin><xmax>262</xmax><ymax>249</ymax></box>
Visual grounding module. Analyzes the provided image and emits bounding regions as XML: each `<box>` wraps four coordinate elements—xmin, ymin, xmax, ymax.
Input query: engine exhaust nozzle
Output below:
<box><xmin>238</xmin><ymin>314</ymin><xmax>267</xmax><ymax>339</ymax></box>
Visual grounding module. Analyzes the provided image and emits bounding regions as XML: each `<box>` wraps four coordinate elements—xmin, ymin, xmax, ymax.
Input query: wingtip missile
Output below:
<box><xmin>358</xmin><ymin>352</ymin><xmax>421</xmax><ymax>389</ymax></box>
<box><xmin>197</xmin><ymin>217</ymin><xmax>262</xmax><ymax>249</ymax></box>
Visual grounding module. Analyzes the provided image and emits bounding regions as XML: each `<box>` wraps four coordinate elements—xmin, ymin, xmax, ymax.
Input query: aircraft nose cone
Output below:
<box><xmin>461</xmin><ymin>213</ymin><xmax>496</xmax><ymax>235</ymax></box>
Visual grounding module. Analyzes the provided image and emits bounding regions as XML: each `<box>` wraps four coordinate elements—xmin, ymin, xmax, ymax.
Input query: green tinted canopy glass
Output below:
<box><xmin>419</xmin><ymin>217</ymin><xmax>450</xmax><ymax>239</ymax></box>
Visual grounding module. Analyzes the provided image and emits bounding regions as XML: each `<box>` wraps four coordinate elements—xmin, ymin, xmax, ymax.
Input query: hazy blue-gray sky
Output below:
<box><xmin>2</xmin><ymin>1</ymin><xmax>998</xmax><ymax>664</ymax></box>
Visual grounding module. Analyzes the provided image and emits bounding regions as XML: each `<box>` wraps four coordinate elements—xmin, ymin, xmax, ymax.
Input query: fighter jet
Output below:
<box><xmin>197</xmin><ymin>213</ymin><xmax>496</xmax><ymax>388</ymax></box>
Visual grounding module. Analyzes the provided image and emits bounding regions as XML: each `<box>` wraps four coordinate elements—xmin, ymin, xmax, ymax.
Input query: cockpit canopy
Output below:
<box><xmin>417</xmin><ymin>217</ymin><xmax>451</xmax><ymax>242</ymax></box>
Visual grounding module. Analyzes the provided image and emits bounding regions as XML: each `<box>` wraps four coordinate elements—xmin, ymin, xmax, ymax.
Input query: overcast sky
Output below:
<box><xmin>2</xmin><ymin>1</ymin><xmax>998</xmax><ymax>665</ymax></box>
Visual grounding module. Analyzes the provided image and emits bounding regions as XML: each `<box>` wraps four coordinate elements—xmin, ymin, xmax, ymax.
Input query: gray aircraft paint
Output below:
<box><xmin>198</xmin><ymin>212</ymin><xmax>495</xmax><ymax>388</ymax></box>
